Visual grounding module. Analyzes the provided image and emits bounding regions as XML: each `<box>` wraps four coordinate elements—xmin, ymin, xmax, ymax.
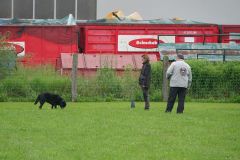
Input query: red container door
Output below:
<box><xmin>221</xmin><ymin>25</ymin><xmax>240</xmax><ymax>43</ymax></box>
<box><xmin>84</xmin><ymin>28</ymin><xmax>116</xmax><ymax>54</ymax></box>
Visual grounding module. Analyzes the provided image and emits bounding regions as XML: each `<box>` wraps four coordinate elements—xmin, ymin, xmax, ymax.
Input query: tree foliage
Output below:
<box><xmin>0</xmin><ymin>32</ymin><xmax>17</xmax><ymax>79</ymax></box>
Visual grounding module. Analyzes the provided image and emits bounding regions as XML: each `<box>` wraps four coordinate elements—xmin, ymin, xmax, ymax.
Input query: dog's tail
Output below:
<box><xmin>34</xmin><ymin>95</ymin><xmax>40</xmax><ymax>105</ymax></box>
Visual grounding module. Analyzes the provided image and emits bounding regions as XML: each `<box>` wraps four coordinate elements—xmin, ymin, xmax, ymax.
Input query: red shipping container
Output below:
<box><xmin>0</xmin><ymin>22</ymin><xmax>221</xmax><ymax>67</ymax></box>
<box><xmin>0</xmin><ymin>25</ymin><xmax>78</xmax><ymax>65</ymax></box>
<box><xmin>78</xmin><ymin>23</ymin><xmax>219</xmax><ymax>59</ymax></box>
<box><xmin>221</xmin><ymin>25</ymin><xmax>240</xmax><ymax>43</ymax></box>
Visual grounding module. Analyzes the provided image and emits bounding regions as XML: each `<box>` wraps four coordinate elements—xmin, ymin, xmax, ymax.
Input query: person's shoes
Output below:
<box><xmin>177</xmin><ymin>112</ymin><xmax>183</xmax><ymax>114</ymax></box>
<box><xmin>144</xmin><ymin>107</ymin><xmax>150</xmax><ymax>110</ymax></box>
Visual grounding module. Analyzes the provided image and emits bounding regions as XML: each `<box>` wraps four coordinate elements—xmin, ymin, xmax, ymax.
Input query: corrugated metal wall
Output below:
<box><xmin>0</xmin><ymin>0</ymin><xmax>96</xmax><ymax>20</ymax></box>
<box><xmin>0</xmin><ymin>0</ymin><xmax>12</xmax><ymax>18</ymax></box>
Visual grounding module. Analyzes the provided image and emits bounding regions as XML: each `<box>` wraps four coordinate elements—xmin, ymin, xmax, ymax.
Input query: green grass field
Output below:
<box><xmin>0</xmin><ymin>102</ymin><xmax>239</xmax><ymax>160</ymax></box>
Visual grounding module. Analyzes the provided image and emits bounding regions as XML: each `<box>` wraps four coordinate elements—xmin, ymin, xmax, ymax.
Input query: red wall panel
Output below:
<box><xmin>0</xmin><ymin>25</ymin><xmax>78</xmax><ymax>65</ymax></box>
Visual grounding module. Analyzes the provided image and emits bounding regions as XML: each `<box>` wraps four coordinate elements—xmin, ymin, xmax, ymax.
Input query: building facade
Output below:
<box><xmin>0</xmin><ymin>0</ymin><xmax>96</xmax><ymax>20</ymax></box>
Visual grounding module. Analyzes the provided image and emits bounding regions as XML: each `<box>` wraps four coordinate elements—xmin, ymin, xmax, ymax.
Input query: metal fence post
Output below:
<box><xmin>72</xmin><ymin>54</ymin><xmax>78</xmax><ymax>102</ymax></box>
<box><xmin>223</xmin><ymin>49</ymin><xmax>226</xmax><ymax>62</ymax></box>
<box><xmin>162</xmin><ymin>55</ymin><xmax>169</xmax><ymax>101</ymax></box>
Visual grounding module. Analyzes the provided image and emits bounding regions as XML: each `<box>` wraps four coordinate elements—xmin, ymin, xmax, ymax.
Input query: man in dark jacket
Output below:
<box><xmin>139</xmin><ymin>54</ymin><xmax>151</xmax><ymax>110</ymax></box>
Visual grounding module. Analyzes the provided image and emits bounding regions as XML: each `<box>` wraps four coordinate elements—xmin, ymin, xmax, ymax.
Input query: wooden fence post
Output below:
<box><xmin>162</xmin><ymin>55</ymin><xmax>169</xmax><ymax>101</ymax></box>
<box><xmin>71</xmin><ymin>54</ymin><xmax>78</xmax><ymax>102</ymax></box>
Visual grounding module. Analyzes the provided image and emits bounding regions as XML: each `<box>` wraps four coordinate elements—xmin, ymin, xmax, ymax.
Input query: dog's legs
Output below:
<box><xmin>39</xmin><ymin>99</ymin><xmax>45</xmax><ymax>109</ymax></box>
<box><xmin>39</xmin><ymin>102</ymin><xmax>44</xmax><ymax>109</ymax></box>
<box><xmin>34</xmin><ymin>95</ymin><xmax>40</xmax><ymax>105</ymax></box>
<box><xmin>51</xmin><ymin>105</ymin><xmax>54</xmax><ymax>109</ymax></box>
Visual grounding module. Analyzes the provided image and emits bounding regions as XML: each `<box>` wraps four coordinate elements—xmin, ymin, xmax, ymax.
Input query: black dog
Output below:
<box><xmin>34</xmin><ymin>93</ymin><xmax>66</xmax><ymax>109</ymax></box>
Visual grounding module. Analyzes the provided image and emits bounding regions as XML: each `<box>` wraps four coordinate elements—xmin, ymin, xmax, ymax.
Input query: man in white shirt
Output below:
<box><xmin>165</xmin><ymin>54</ymin><xmax>192</xmax><ymax>114</ymax></box>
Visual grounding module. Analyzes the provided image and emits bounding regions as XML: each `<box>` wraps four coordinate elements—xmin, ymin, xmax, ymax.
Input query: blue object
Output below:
<box><xmin>131</xmin><ymin>100</ymin><xmax>135</xmax><ymax>108</ymax></box>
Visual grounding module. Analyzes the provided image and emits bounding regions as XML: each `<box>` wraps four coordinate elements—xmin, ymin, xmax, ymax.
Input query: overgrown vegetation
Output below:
<box><xmin>0</xmin><ymin>32</ymin><xmax>17</xmax><ymax>80</ymax></box>
<box><xmin>0</xmin><ymin>60</ymin><xmax>239</xmax><ymax>102</ymax></box>
<box><xmin>187</xmin><ymin>60</ymin><xmax>240</xmax><ymax>103</ymax></box>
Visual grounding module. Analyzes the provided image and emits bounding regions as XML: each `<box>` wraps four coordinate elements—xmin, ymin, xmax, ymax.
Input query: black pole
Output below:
<box><xmin>223</xmin><ymin>50</ymin><xmax>226</xmax><ymax>62</ymax></box>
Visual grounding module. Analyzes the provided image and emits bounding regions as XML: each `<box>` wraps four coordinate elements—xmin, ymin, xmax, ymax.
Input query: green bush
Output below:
<box><xmin>0</xmin><ymin>65</ymin><xmax>71</xmax><ymax>101</ymax></box>
<box><xmin>151</xmin><ymin>61</ymin><xmax>163</xmax><ymax>90</ymax></box>
<box><xmin>187</xmin><ymin>60</ymin><xmax>240</xmax><ymax>101</ymax></box>
<box><xmin>96</xmin><ymin>67</ymin><xmax>122</xmax><ymax>98</ymax></box>
<box><xmin>0</xmin><ymin>60</ymin><xmax>239</xmax><ymax>102</ymax></box>
<box><xmin>0</xmin><ymin>33</ymin><xmax>17</xmax><ymax>79</ymax></box>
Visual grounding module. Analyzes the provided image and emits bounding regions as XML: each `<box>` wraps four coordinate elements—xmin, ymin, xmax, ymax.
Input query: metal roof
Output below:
<box><xmin>0</xmin><ymin>17</ymin><xmax>215</xmax><ymax>26</ymax></box>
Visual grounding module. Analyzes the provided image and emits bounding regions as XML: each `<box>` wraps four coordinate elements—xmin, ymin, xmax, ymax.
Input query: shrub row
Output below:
<box><xmin>0</xmin><ymin>60</ymin><xmax>239</xmax><ymax>102</ymax></box>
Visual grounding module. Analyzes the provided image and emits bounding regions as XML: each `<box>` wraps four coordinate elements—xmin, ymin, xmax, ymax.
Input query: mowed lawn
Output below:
<box><xmin>0</xmin><ymin>102</ymin><xmax>239</xmax><ymax>160</ymax></box>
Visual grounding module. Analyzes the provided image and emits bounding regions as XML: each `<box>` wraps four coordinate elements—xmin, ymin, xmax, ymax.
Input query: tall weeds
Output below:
<box><xmin>0</xmin><ymin>61</ymin><xmax>239</xmax><ymax>102</ymax></box>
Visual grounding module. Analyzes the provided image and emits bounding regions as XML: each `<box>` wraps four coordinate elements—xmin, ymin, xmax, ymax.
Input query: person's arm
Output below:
<box><xmin>143</xmin><ymin>64</ymin><xmax>151</xmax><ymax>87</ymax></box>
<box><xmin>187</xmin><ymin>67</ymin><xmax>192</xmax><ymax>89</ymax></box>
<box><xmin>166</xmin><ymin>63</ymin><xmax>174</xmax><ymax>79</ymax></box>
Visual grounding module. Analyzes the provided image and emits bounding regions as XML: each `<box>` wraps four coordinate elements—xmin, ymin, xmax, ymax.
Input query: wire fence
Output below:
<box><xmin>0</xmin><ymin>59</ymin><xmax>239</xmax><ymax>103</ymax></box>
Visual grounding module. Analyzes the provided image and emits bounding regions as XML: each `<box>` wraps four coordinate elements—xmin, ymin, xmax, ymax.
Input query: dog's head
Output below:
<box><xmin>60</xmin><ymin>100</ymin><xmax>67</xmax><ymax>108</ymax></box>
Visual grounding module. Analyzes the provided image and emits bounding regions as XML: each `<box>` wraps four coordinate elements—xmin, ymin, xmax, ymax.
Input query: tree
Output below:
<box><xmin>0</xmin><ymin>32</ymin><xmax>17</xmax><ymax>79</ymax></box>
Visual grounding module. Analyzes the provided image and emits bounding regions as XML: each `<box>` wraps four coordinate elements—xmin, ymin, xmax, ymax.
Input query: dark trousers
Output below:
<box><xmin>142</xmin><ymin>87</ymin><xmax>150</xmax><ymax>109</ymax></box>
<box><xmin>166</xmin><ymin>87</ymin><xmax>187</xmax><ymax>113</ymax></box>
